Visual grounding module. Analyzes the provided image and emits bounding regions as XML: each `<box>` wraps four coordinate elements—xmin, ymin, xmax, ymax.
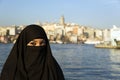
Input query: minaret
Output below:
<box><xmin>60</xmin><ymin>15</ymin><xmax>65</xmax><ymax>25</ymax></box>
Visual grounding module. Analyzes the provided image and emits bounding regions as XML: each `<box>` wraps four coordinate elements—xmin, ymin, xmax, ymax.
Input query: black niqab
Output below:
<box><xmin>0</xmin><ymin>24</ymin><xmax>65</xmax><ymax>80</ymax></box>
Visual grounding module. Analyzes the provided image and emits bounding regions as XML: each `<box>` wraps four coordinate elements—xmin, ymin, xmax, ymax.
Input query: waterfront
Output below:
<box><xmin>0</xmin><ymin>43</ymin><xmax>120</xmax><ymax>80</ymax></box>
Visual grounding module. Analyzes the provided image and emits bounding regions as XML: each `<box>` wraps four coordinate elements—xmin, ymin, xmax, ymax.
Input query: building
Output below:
<box><xmin>103</xmin><ymin>29</ymin><xmax>111</xmax><ymax>42</ymax></box>
<box><xmin>110</xmin><ymin>25</ymin><xmax>120</xmax><ymax>46</ymax></box>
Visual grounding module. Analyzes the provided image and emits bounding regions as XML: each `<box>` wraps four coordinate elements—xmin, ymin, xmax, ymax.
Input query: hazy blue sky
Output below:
<box><xmin>0</xmin><ymin>0</ymin><xmax>120</xmax><ymax>28</ymax></box>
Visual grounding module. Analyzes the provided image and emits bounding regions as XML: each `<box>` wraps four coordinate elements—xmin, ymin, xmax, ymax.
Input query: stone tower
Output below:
<box><xmin>60</xmin><ymin>15</ymin><xmax>65</xmax><ymax>25</ymax></box>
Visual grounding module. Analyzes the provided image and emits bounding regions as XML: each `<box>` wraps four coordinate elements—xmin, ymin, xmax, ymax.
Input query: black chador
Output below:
<box><xmin>0</xmin><ymin>24</ymin><xmax>65</xmax><ymax>80</ymax></box>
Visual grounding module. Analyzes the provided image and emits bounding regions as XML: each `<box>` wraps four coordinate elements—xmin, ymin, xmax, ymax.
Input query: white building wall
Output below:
<box><xmin>7</xmin><ymin>27</ymin><xmax>16</xmax><ymax>35</ymax></box>
<box><xmin>95</xmin><ymin>29</ymin><xmax>102</xmax><ymax>38</ymax></box>
<box><xmin>0</xmin><ymin>28</ymin><xmax>7</xmax><ymax>36</ymax></box>
<box><xmin>78</xmin><ymin>28</ymin><xmax>83</xmax><ymax>36</ymax></box>
<box><xmin>70</xmin><ymin>35</ymin><xmax>77</xmax><ymax>43</ymax></box>
<box><xmin>103</xmin><ymin>29</ymin><xmax>111</xmax><ymax>41</ymax></box>
<box><xmin>110</xmin><ymin>26</ymin><xmax>120</xmax><ymax>46</ymax></box>
<box><xmin>65</xmin><ymin>26</ymin><xmax>73</xmax><ymax>33</ymax></box>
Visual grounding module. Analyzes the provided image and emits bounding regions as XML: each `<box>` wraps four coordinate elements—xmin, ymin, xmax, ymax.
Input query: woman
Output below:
<box><xmin>0</xmin><ymin>24</ymin><xmax>65</xmax><ymax>80</ymax></box>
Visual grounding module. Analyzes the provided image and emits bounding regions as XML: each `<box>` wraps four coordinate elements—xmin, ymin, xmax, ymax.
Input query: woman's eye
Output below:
<box><xmin>27</xmin><ymin>39</ymin><xmax>46</xmax><ymax>46</ymax></box>
<box><xmin>30</xmin><ymin>42</ymin><xmax>36</xmax><ymax>46</ymax></box>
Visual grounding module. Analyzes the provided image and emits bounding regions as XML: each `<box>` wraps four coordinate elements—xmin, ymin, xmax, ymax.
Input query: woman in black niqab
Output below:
<box><xmin>0</xmin><ymin>24</ymin><xmax>65</xmax><ymax>80</ymax></box>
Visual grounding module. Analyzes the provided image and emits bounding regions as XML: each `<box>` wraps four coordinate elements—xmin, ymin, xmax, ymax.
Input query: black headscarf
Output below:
<box><xmin>0</xmin><ymin>24</ymin><xmax>65</xmax><ymax>80</ymax></box>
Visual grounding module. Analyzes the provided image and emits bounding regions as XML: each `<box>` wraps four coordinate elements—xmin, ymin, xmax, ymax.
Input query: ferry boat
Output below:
<box><xmin>95</xmin><ymin>40</ymin><xmax>120</xmax><ymax>49</ymax></box>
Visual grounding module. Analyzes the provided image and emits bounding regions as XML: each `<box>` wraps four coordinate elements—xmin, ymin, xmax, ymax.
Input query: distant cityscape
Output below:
<box><xmin>0</xmin><ymin>16</ymin><xmax>120</xmax><ymax>46</ymax></box>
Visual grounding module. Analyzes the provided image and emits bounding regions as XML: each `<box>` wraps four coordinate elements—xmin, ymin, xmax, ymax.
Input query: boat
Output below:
<box><xmin>95</xmin><ymin>40</ymin><xmax>120</xmax><ymax>49</ymax></box>
<box><xmin>95</xmin><ymin>44</ymin><xmax>120</xmax><ymax>49</ymax></box>
<box><xmin>84</xmin><ymin>40</ymin><xmax>101</xmax><ymax>44</ymax></box>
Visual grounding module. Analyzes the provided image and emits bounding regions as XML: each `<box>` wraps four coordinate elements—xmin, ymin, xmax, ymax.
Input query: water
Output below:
<box><xmin>0</xmin><ymin>43</ymin><xmax>120</xmax><ymax>80</ymax></box>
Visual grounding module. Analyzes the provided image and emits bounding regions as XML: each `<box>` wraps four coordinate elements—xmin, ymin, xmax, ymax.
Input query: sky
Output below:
<box><xmin>0</xmin><ymin>0</ymin><xmax>120</xmax><ymax>29</ymax></box>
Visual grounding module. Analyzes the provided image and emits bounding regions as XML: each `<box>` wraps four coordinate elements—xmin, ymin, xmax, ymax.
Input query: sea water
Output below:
<box><xmin>0</xmin><ymin>43</ymin><xmax>120</xmax><ymax>80</ymax></box>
